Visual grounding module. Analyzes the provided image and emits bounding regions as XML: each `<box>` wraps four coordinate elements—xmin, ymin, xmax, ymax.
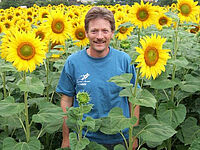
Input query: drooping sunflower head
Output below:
<box><xmin>177</xmin><ymin>0</ymin><xmax>199</xmax><ymax>22</ymax></box>
<box><xmin>131</xmin><ymin>0</ymin><xmax>157</xmax><ymax>29</ymax></box>
<box><xmin>5</xmin><ymin>30</ymin><xmax>46</xmax><ymax>72</ymax></box>
<box><xmin>135</xmin><ymin>34</ymin><xmax>171</xmax><ymax>79</ymax></box>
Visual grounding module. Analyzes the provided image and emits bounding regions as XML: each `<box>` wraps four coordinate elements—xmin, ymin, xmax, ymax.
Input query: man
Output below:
<box><xmin>56</xmin><ymin>6</ymin><xmax>139</xmax><ymax>150</ymax></box>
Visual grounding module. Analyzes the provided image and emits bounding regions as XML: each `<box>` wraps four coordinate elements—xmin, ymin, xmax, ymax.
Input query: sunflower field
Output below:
<box><xmin>0</xmin><ymin>0</ymin><xmax>200</xmax><ymax>150</ymax></box>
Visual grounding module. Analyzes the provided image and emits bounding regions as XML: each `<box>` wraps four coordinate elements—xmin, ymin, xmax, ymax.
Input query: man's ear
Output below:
<box><xmin>111</xmin><ymin>31</ymin><xmax>115</xmax><ymax>38</ymax></box>
<box><xmin>85</xmin><ymin>31</ymin><xmax>88</xmax><ymax>38</ymax></box>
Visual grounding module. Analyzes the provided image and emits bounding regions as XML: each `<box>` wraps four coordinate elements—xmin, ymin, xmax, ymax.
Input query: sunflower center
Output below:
<box><xmin>42</xmin><ymin>13</ymin><xmax>48</xmax><ymax>18</ymax></box>
<box><xmin>17</xmin><ymin>42</ymin><xmax>35</xmax><ymax>60</ymax></box>
<box><xmin>144</xmin><ymin>47</ymin><xmax>159</xmax><ymax>66</ymax></box>
<box><xmin>5</xmin><ymin>23</ymin><xmax>10</xmax><ymax>29</ymax></box>
<box><xmin>36</xmin><ymin>31</ymin><xmax>45</xmax><ymax>41</ymax></box>
<box><xmin>119</xmin><ymin>26</ymin><xmax>128</xmax><ymax>34</ymax></box>
<box><xmin>180</xmin><ymin>4</ymin><xmax>191</xmax><ymax>16</ymax></box>
<box><xmin>52</xmin><ymin>20</ymin><xmax>64</xmax><ymax>34</ymax></box>
<box><xmin>75</xmin><ymin>28</ymin><xmax>86</xmax><ymax>40</ymax></box>
<box><xmin>159</xmin><ymin>17</ymin><xmax>167</xmax><ymax>25</ymax></box>
<box><xmin>137</xmin><ymin>9</ymin><xmax>149</xmax><ymax>21</ymax></box>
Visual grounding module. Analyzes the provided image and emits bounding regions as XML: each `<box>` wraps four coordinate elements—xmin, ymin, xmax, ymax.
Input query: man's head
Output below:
<box><xmin>84</xmin><ymin>7</ymin><xmax>115</xmax><ymax>33</ymax></box>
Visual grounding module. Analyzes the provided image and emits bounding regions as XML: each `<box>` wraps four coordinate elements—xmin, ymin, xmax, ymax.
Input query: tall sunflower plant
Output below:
<box><xmin>104</xmin><ymin>0</ymin><xmax>200</xmax><ymax>150</ymax></box>
<box><xmin>0</xmin><ymin>28</ymin><xmax>67</xmax><ymax>149</ymax></box>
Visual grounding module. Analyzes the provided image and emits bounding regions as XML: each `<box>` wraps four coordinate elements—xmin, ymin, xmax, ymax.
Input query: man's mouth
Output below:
<box><xmin>93</xmin><ymin>41</ymin><xmax>105</xmax><ymax>44</ymax></box>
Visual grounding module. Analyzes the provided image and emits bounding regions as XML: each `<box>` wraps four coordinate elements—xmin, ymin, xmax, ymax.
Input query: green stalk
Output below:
<box><xmin>170</xmin><ymin>21</ymin><xmax>179</xmax><ymax>102</ymax></box>
<box><xmin>1</xmin><ymin>72</ymin><xmax>7</xmax><ymax>99</ymax></box>
<box><xmin>128</xmin><ymin>27</ymin><xmax>141</xmax><ymax>150</ymax></box>
<box><xmin>46</xmin><ymin>58</ymin><xmax>50</xmax><ymax>101</ymax></box>
<box><xmin>128</xmin><ymin>68</ymin><xmax>140</xmax><ymax>150</ymax></box>
<box><xmin>23</xmin><ymin>71</ymin><xmax>30</xmax><ymax>142</ymax></box>
<box><xmin>78</xmin><ymin>105</ymin><xmax>83</xmax><ymax>141</ymax></box>
<box><xmin>46</xmin><ymin>42</ymin><xmax>51</xmax><ymax>101</ymax></box>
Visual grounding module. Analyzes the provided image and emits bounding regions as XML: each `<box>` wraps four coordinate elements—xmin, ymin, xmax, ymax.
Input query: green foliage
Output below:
<box><xmin>137</xmin><ymin>114</ymin><xmax>177</xmax><ymax>143</ymax></box>
<box><xmin>3</xmin><ymin>137</ymin><xmax>41</xmax><ymax>150</ymax></box>
<box><xmin>100</xmin><ymin>107</ymin><xmax>133</xmax><ymax>134</ymax></box>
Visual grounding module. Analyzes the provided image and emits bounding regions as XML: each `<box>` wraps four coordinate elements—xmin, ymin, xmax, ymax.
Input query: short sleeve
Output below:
<box><xmin>56</xmin><ymin>59</ymin><xmax>76</xmax><ymax>97</ymax></box>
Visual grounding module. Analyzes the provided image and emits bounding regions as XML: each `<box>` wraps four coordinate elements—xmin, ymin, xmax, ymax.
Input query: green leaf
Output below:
<box><xmin>114</xmin><ymin>144</ymin><xmax>126</xmax><ymax>150</ymax></box>
<box><xmin>100</xmin><ymin>107</ymin><xmax>131</xmax><ymax>134</ymax></box>
<box><xmin>169</xmin><ymin>57</ymin><xmax>189</xmax><ymax>68</ymax></box>
<box><xmin>131</xmin><ymin>89</ymin><xmax>157</xmax><ymax>109</ymax></box>
<box><xmin>81</xmin><ymin>104</ymin><xmax>93</xmax><ymax>114</ymax></box>
<box><xmin>86</xmin><ymin>141</ymin><xmax>107</xmax><ymax>150</ymax></box>
<box><xmin>0</xmin><ymin>97</ymin><xmax>24</xmax><ymax>117</ymax></box>
<box><xmin>87</xmin><ymin>118</ymin><xmax>102</xmax><ymax>132</ymax></box>
<box><xmin>3</xmin><ymin>137</ymin><xmax>41</xmax><ymax>150</ymax></box>
<box><xmin>138</xmin><ymin>114</ymin><xmax>176</xmax><ymax>143</ymax></box>
<box><xmin>150</xmin><ymin>78</ymin><xmax>180</xmax><ymax>89</ymax></box>
<box><xmin>157</xmin><ymin>103</ymin><xmax>186</xmax><ymax>129</ymax></box>
<box><xmin>32</xmin><ymin>102</ymin><xmax>66</xmax><ymax>123</ymax></box>
<box><xmin>69</xmin><ymin>132</ymin><xmax>90</xmax><ymax>150</ymax></box>
<box><xmin>17</xmin><ymin>76</ymin><xmax>44</xmax><ymax>94</ymax></box>
<box><xmin>180</xmin><ymin>74</ymin><xmax>200</xmax><ymax>93</ymax></box>
<box><xmin>0</xmin><ymin>61</ymin><xmax>16</xmax><ymax>73</ymax></box>
<box><xmin>177</xmin><ymin>117</ymin><xmax>200</xmax><ymax>145</ymax></box>
<box><xmin>119</xmin><ymin>87</ymin><xmax>133</xmax><ymax>97</ymax></box>
<box><xmin>83</xmin><ymin>116</ymin><xmax>95</xmax><ymax>130</ymax></box>
<box><xmin>108</xmin><ymin>73</ymin><xmax>133</xmax><ymax>87</ymax></box>
<box><xmin>0</xmin><ymin>115</ymin><xmax>22</xmax><ymax>130</ymax></box>
<box><xmin>189</xmin><ymin>137</ymin><xmax>200</xmax><ymax>150</ymax></box>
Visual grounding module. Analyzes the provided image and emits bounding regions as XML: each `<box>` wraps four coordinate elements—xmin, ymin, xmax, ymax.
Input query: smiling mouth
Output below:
<box><xmin>94</xmin><ymin>41</ymin><xmax>105</xmax><ymax>44</ymax></box>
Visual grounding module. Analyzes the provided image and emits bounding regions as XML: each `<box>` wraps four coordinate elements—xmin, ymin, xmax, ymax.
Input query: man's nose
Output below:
<box><xmin>97</xmin><ymin>31</ymin><xmax>103</xmax><ymax>39</ymax></box>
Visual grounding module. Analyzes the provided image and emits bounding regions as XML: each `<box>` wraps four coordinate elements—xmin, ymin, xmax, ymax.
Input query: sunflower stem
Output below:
<box><xmin>1</xmin><ymin>72</ymin><xmax>7</xmax><ymax>99</ymax></box>
<box><xmin>46</xmin><ymin>42</ymin><xmax>51</xmax><ymax>102</ymax></box>
<box><xmin>46</xmin><ymin>58</ymin><xmax>50</xmax><ymax>101</ymax></box>
<box><xmin>23</xmin><ymin>71</ymin><xmax>30</xmax><ymax>142</ymax></box>
<box><xmin>128</xmin><ymin>27</ymin><xmax>141</xmax><ymax>150</ymax></box>
<box><xmin>129</xmin><ymin>67</ymin><xmax>140</xmax><ymax>150</ymax></box>
<box><xmin>137</xmin><ymin>28</ymin><xmax>141</xmax><ymax>47</ymax></box>
<box><xmin>170</xmin><ymin>20</ymin><xmax>179</xmax><ymax>102</ymax></box>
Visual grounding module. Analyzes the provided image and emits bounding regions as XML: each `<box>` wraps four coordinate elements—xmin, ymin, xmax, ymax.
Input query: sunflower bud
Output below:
<box><xmin>77</xmin><ymin>91</ymin><xmax>90</xmax><ymax>105</ymax></box>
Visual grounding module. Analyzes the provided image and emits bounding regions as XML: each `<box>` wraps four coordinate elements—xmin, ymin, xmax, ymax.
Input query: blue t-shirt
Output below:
<box><xmin>56</xmin><ymin>47</ymin><xmax>137</xmax><ymax>144</ymax></box>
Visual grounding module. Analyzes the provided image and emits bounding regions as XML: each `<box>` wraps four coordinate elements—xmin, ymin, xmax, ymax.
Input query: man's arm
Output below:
<box><xmin>60</xmin><ymin>94</ymin><xmax>73</xmax><ymax>148</ymax></box>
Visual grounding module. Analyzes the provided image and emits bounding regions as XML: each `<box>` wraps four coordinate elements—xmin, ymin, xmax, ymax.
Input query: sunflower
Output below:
<box><xmin>135</xmin><ymin>34</ymin><xmax>171</xmax><ymax>79</ymax></box>
<box><xmin>131</xmin><ymin>0</ymin><xmax>157</xmax><ymax>29</ymax></box>
<box><xmin>45</xmin><ymin>10</ymin><xmax>70</xmax><ymax>44</ymax></box>
<box><xmin>177</xmin><ymin>0</ymin><xmax>199</xmax><ymax>23</ymax></box>
<box><xmin>34</xmin><ymin>25</ymin><xmax>49</xmax><ymax>45</ymax></box>
<box><xmin>115</xmin><ymin>20</ymin><xmax>134</xmax><ymax>40</ymax></box>
<box><xmin>0</xmin><ymin>22</ymin><xmax>5</xmax><ymax>34</ymax></box>
<box><xmin>5</xmin><ymin>30</ymin><xmax>46</xmax><ymax>72</ymax></box>
<box><xmin>0</xmin><ymin>28</ymin><xmax>15</xmax><ymax>59</ymax></box>
<box><xmin>70</xmin><ymin>20</ymin><xmax>89</xmax><ymax>47</ymax></box>
<box><xmin>2</xmin><ymin>19</ymin><xmax>13</xmax><ymax>30</ymax></box>
<box><xmin>155</xmin><ymin>12</ymin><xmax>172</xmax><ymax>30</ymax></box>
<box><xmin>50</xmin><ymin>41</ymin><xmax>65</xmax><ymax>58</ymax></box>
<box><xmin>15</xmin><ymin>18</ymin><xmax>32</xmax><ymax>32</ymax></box>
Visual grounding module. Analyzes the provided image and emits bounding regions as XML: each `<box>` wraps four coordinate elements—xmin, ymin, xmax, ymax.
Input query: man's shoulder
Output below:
<box><xmin>67</xmin><ymin>49</ymin><xmax>86</xmax><ymax>61</ymax></box>
<box><xmin>111</xmin><ymin>47</ymin><xmax>130</xmax><ymax>59</ymax></box>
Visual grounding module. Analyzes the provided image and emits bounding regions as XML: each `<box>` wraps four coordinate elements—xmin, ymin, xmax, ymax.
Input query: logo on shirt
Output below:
<box><xmin>77</xmin><ymin>73</ymin><xmax>91</xmax><ymax>85</ymax></box>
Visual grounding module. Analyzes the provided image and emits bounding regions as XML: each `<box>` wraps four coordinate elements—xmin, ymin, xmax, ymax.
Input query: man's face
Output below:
<box><xmin>86</xmin><ymin>18</ymin><xmax>114</xmax><ymax>54</ymax></box>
